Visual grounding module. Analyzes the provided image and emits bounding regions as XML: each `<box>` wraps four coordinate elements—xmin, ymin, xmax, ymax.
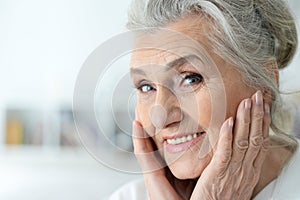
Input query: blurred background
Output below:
<box><xmin>0</xmin><ymin>0</ymin><xmax>299</xmax><ymax>199</ymax></box>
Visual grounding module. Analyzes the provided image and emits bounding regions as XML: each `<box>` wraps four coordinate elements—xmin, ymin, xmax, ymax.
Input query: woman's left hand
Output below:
<box><xmin>191</xmin><ymin>91</ymin><xmax>271</xmax><ymax>200</ymax></box>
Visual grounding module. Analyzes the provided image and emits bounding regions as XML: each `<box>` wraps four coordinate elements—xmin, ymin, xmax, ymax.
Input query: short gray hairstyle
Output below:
<box><xmin>127</xmin><ymin>0</ymin><xmax>298</xmax><ymax>148</ymax></box>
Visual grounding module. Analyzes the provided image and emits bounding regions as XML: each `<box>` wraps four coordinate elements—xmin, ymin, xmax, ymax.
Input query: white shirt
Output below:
<box><xmin>253</xmin><ymin>143</ymin><xmax>300</xmax><ymax>200</ymax></box>
<box><xmin>109</xmin><ymin>145</ymin><xmax>300</xmax><ymax>200</ymax></box>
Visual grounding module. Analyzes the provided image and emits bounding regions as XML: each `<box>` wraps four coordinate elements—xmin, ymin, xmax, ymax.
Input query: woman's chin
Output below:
<box><xmin>160</xmin><ymin>139</ymin><xmax>213</xmax><ymax>179</ymax></box>
<box><xmin>172</xmin><ymin>170</ymin><xmax>200</xmax><ymax>180</ymax></box>
<box><xmin>168</xmin><ymin>159</ymin><xmax>209</xmax><ymax>180</ymax></box>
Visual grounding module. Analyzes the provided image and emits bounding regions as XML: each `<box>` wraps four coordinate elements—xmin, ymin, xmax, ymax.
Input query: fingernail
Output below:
<box><xmin>255</xmin><ymin>90</ymin><xmax>263</xmax><ymax>105</ymax></box>
<box><xmin>245</xmin><ymin>99</ymin><xmax>251</xmax><ymax>109</ymax></box>
<box><xmin>264</xmin><ymin>103</ymin><xmax>270</xmax><ymax>114</ymax></box>
<box><xmin>228</xmin><ymin>117</ymin><xmax>233</xmax><ymax>128</ymax></box>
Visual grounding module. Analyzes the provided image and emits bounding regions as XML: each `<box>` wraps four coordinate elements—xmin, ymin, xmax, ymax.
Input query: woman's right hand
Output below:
<box><xmin>133</xmin><ymin>118</ymin><xmax>199</xmax><ymax>200</ymax></box>
<box><xmin>132</xmin><ymin>120</ymin><xmax>183</xmax><ymax>200</ymax></box>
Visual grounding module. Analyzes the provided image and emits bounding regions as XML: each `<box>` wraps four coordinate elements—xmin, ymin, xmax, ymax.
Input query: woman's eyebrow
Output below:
<box><xmin>165</xmin><ymin>54</ymin><xmax>197</xmax><ymax>72</ymax></box>
<box><xmin>130</xmin><ymin>67</ymin><xmax>146</xmax><ymax>76</ymax></box>
<box><xmin>130</xmin><ymin>54</ymin><xmax>197</xmax><ymax>75</ymax></box>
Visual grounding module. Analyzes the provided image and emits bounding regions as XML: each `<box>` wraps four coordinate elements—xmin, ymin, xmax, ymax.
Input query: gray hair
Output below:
<box><xmin>127</xmin><ymin>0</ymin><xmax>298</xmax><ymax>148</ymax></box>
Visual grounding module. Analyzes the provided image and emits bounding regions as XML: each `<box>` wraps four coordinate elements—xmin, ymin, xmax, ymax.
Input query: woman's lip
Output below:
<box><xmin>164</xmin><ymin>132</ymin><xmax>206</xmax><ymax>154</ymax></box>
<box><xmin>162</xmin><ymin>131</ymin><xmax>205</xmax><ymax>140</ymax></box>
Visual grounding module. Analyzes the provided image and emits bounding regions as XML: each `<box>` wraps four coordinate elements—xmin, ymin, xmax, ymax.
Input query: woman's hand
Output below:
<box><xmin>132</xmin><ymin>120</ymin><xmax>183</xmax><ymax>200</ymax></box>
<box><xmin>133</xmin><ymin>120</ymin><xmax>198</xmax><ymax>199</ymax></box>
<box><xmin>191</xmin><ymin>90</ymin><xmax>271</xmax><ymax>200</ymax></box>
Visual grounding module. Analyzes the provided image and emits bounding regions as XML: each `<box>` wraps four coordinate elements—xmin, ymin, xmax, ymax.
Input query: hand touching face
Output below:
<box><xmin>130</xmin><ymin>16</ymin><xmax>259</xmax><ymax>179</ymax></box>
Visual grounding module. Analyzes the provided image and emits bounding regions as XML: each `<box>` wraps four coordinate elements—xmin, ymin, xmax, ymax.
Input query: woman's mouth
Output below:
<box><xmin>164</xmin><ymin>131</ymin><xmax>206</xmax><ymax>154</ymax></box>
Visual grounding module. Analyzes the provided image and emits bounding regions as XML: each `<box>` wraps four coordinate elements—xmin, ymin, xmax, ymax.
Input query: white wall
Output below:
<box><xmin>0</xmin><ymin>0</ymin><xmax>133</xmax><ymax>144</ymax></box>
<box><xmin>280</xmin><ymin>0</ymin><xmax>300</xmax><ymax>91</ymax></box>
<box><xmin>0</xmin><ymin>0</ymin><xmax>131</xmax><ymax>108</ymax></box>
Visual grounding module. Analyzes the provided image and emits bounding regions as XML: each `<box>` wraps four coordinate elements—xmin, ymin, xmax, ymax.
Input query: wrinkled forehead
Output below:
<box><xmin>130</xmin><ymin>49</ymin><xmax>183</xmax><ymax>68</ymax></box>
<box><xmin>130</xmin><ymin>32</ymin><xmax>214</xmax><ymax>70</ymax></box>
<box><xmin>129</xmin><ymin>15</ymin><xmax>215</xmax><ymax>69</ymax></box>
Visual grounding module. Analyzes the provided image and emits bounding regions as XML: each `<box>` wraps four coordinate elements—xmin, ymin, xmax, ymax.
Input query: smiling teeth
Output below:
<box><xmin>166</xmin><ymin>132</ymin><xmax>204</xmax><ymax>145</ymax></box>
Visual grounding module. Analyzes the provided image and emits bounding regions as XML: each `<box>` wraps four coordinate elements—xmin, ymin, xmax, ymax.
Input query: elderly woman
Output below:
<box><xmin>109</xmin><ymin>0</ymin><xmax>300</xmax><ymax>199</ymax></box>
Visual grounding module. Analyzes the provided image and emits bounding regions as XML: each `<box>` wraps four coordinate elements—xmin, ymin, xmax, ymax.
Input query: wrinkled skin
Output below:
<box><xmin>133</xmin><ymin>91</ymin><xmax>270</xmax><ymax>199</ymax></box>
<box><xmin>130</xmin><ymin>15</ymin><xmax>291</xmax><ymax>200</ymax></box>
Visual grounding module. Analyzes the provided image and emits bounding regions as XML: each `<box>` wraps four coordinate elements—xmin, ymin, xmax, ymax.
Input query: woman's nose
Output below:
<box><xmin>150</xmin><ymin>104</ymin><xmax>167</xmax><ymax>129</ymax></box>
<box><xmin>150</xmin><ymin>87</ymin><xmax>182</xmax><ymax>129</ymax></box>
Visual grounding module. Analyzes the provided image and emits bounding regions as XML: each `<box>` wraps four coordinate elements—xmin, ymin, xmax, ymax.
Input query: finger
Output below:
<box><xmin>132</xmin><ymin>121</ymin><xmax>163</xmax><ymax>173</ymax></box>
<box><xmin>262</xmin><ymin>103</ymin><xmax>271</xmax><ymax>139</ymax></box>
<box><xmin>132</xmin><ymin>125</ymin><xmax>181</xmax><ymax>200</ymax></box>
<box><xmin>244</xmin><ymin>91</ymin><xmax>264</xmax><ymax>164</ymax></box>
<box><xmin>132</xmin><ymin>120</ymin><xmax>154</xmax><ymax>153</ymax></box>
<box><xmin>253</xmin><ymin>103</ymin><xmax>271</xmax><ymax>169</ymax></box>
<box><xmin>237</xmin><ymin>97</ymin><xmax>269</xmax><ymax>196</ymax></box>
<box><xmin>231</xmin><ymin>98</ymin><xmax>251</xmax><ymax>165</ymax></box>
<box><xmin>209</xmin><ymin>117</ymin><xmax>233</xmax><ymax>177</ymax></box>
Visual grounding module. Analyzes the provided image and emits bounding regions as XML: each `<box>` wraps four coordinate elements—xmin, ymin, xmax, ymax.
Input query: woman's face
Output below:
<box><xmin>130</xmin><ymin>16</ymin><xmax>256</xmax><ymax>179</ymax></box>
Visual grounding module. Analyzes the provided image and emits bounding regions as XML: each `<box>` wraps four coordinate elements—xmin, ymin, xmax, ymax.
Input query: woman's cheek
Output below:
<box><xmin>194</xmin><ymin>92</ymin><xmax>212</xmax><ymax>129</ymax></box>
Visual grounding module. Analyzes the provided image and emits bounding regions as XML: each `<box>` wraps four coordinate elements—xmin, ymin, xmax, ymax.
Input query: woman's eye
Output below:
<box><xmin>182</xmin><ymin>73</ymin><xmax>203</xmax><ymax>86</ymax></box>
<box><xmin>139</xmin><ymin>84</ymin><xmax>155</xmax><ymax>93</ymax></box>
